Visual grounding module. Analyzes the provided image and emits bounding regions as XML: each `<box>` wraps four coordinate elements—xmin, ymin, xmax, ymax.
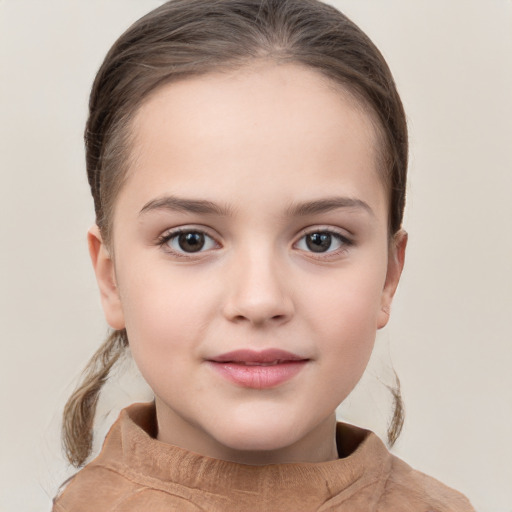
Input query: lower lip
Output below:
<box><xmin>207</xmin><ymin>361</ymin><xmax>308</xmax><ymax>389</ymax></box>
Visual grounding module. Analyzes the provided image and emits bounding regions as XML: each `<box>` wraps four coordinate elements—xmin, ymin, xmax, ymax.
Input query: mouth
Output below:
<box><xmin>207</xmin><ymin>349</ymin><xmax>309</xmax><ymax>389</ymax></box>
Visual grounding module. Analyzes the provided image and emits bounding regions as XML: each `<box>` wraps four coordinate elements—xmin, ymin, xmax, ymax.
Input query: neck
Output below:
<box><xmin>154</xmin><ymin>399</ymin><xmax>339</xmax><ymax>465</ymax></box>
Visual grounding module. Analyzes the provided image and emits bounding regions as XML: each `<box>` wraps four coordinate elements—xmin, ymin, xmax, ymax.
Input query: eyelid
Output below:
<box><xmin>156</xmin><ymin>224</ymin><xmax>353</xmax><ymax>259</ymax></box>
<box><xmin>157</xmin><ymin>225</ymin><xmax>221</xmax><ymax>257</ymax></box>
<box><xmin>293</xmin><ymin>226</ymin><xmax>353</xmax><ymax>255</ymax></box>
<box><xmin>295</xmin><ymin>225</ymin><xmax>353</xmax><ymax>242</ymax></box>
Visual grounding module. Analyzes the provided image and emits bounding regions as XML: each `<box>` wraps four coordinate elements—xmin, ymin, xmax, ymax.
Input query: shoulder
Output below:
<box><xmin>52</xmin><ymin>464</ymin><xmax>136</xmax><ymax>512</ymax></box>
<box><xmin>52</xmin><ymin>403</ymin><xmax>200</xmax><ymax>512</ymax></box>
<box><xmin>377</xmin><ymin>453</ymin><xmax>475</xmax><ymax>512</ymax></box>
<box><xmin>332</xmin><ymin>423</ymin><xmax>475</xmax><ymax>512</ymax></box>
<box><xmin>52</xmin><ymin>463</ymin><xmax>200</xmax><ymax>512</ymax></box>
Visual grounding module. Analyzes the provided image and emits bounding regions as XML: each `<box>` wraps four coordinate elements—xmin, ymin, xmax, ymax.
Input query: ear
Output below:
<box><xmin>377</xmin><ymin>230</ymin><xmax>407</xmax><ymax>329</ymax></box>
<box><xmin>87</xmin><ymin>225</ymin><xmax>125</xmax><ymax>330</ymax></box>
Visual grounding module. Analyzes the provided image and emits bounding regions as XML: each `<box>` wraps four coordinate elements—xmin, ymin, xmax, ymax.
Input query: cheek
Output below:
<box><xmin>117</xmin><ymin>266</ymin><xmax>218</xmax><ymax>369</ymax></box>
<box><xmin>303</xmin><ymin>261</ymin><xmax>387</xmax><ymax>371</ymax></box>
<box><xmin>305</xmin><ymin>261</ymin><xmax>386</xmax><ymax>329</ymax></box>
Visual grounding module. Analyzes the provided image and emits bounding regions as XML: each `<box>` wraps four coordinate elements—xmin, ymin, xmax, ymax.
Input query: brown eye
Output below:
<box><xmin>163</xmin><ymin>230</ymin><xmax>217</xmax><ymax>254</ymax></box>
<box><xmin>305</xmin><ymin>232</ymin><xmax>333</xmax><ymax>253</ymax></box>
<box><xmin>295</xmin><ymin>230</ymin><xmax>351</xmax><ymax>255</ymax></box>
<box><xmin>178</xmin><ymin>232</ymin><xmax>205</xmax><ymax>252</ymax></box>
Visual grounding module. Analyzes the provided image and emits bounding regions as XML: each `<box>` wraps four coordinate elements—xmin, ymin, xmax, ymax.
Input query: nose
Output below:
<box><xmin>222</xmin><ymin>247</ymin><xmax>294</xmax><ymax>327</ymax></box>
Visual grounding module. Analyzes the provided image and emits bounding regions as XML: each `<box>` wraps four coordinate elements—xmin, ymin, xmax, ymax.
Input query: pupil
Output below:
<box><xmin>306</xmin><ymin>232</ymin><xmax>332</xmax><ymax>253</ymax></box>
<box><xmin>178</xmin><ymin>232</ymin><xmax>205</xmax><ymax>252</ymax></box>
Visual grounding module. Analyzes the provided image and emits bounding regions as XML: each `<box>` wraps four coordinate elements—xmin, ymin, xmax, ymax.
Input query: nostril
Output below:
<box><xmin>227</xmin><ymin>310</ymin><xmax>291</xmax><ymax>326</ymax></box>
<box><xmin>221</xmin><ymin>283</ymin><xmax>295</xmax><ymax>325</ymax></box>
<box><xmin>233</xmin><ymin>313</ymin><xmax>283</xmax><ymax>323</ymax></box>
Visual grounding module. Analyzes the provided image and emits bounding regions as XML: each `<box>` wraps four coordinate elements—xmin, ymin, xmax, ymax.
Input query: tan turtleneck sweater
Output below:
<box><xmin>53</xmin><ymin>402</ymin><xmax>474</xmax><ymax>511</ymax></box>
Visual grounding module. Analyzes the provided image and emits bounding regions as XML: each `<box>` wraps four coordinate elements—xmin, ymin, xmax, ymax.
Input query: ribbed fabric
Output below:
<box><xmin>54</xmin><ymin>402</ymin><xmax>475</xmax><ymax>511</ymax></box>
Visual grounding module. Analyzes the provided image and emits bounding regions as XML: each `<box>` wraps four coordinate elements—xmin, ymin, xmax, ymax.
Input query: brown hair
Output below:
<box><xmin>64</xmin><ymin>0</ymin><xmax>408</xmax><ymax>467</ymax></box>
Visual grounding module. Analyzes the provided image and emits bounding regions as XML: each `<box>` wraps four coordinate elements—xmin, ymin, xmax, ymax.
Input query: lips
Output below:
<box><xmin>207</xmin><ymin>349</ymin><xmax>309</xmax><ymax>389</ymax></box>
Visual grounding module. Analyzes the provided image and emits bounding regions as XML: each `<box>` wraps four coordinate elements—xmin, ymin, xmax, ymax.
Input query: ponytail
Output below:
<box><xmin>386</xmin><ymin>371</ymin><xmax>405</xmax><ymax>447</ymax></box>
<box><xmin>62</xmin><ymin>329</ymin><xmax>128</xmax><ymax>467</ymax></box>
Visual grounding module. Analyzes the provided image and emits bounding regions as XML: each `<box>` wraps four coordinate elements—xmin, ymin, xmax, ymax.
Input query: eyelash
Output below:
<box><xmin>294</xmin><ymin>228</ymin><xmax>353</xmax><ymax>258</ymax></box>
<box><xmin>157</xmin><ymin>228</ymin><xmax>219</xmax><ymax>259</ymax></box>
<box><xmin>157</xmin><ymin>227</ymin><xmax>353</xmax><ymax>259</ymax></box>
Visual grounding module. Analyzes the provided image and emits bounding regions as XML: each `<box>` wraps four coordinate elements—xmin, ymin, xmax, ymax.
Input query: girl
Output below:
<box><xmin>53</xmin><ymin>0</ymin><xmax>475</xmax><ymax>510</ymax></box>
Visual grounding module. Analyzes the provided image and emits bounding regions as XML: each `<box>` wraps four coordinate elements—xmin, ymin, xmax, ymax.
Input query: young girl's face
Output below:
<box><xmin>90</xmin><ymin>62</ymin><xmax>405</xmax><ymax>464</ymax></box>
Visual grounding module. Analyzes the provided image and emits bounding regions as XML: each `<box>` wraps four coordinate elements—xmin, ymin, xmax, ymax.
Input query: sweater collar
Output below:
<box><xmin>96</xmin><ymin>402</ymin><xmax>391</xmax><ymax>504</ymax></box>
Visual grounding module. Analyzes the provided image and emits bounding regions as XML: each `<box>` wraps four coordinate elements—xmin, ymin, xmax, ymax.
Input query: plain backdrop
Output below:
<box><xmin>1</xmin><ymin>1</ymin><xmax>511</xmax><ymax>511</ymax></box>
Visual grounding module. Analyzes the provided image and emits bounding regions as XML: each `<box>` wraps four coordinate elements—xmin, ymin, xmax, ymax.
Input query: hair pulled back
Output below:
<box><xmin>64</xmin><ymin>0</ymin><xmax>408</xmax><ymax>467</ymax></box>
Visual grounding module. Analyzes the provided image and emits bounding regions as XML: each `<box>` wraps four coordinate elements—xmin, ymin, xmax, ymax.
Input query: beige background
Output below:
<box><xmin>1</xmin><ymin>1</ymin><xmax>511</xmax><ymax>510</ymax></box>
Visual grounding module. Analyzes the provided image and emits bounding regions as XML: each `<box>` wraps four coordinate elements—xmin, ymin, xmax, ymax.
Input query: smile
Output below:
<box><xmin>207</xmin><ymin>349</ymin><xmax>309</xmax><ymax>389</ymax></box>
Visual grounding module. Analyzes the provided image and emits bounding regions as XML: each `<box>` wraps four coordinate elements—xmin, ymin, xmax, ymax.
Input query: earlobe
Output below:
<box><xmin>377</xmin><ymin>230</ymin><xmax>407</xmax><ymax>329</ymax></box>
<box><xmin>87</xmin><ymin>225</ymin><xmax>125</xmax><ymax>330</ymax></box>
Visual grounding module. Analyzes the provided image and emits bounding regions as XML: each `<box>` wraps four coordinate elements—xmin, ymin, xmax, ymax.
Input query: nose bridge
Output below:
<box><xmin>223</xmin><ymin>237</ymin><xmax>294</xmax><ymax>326</ymax></box>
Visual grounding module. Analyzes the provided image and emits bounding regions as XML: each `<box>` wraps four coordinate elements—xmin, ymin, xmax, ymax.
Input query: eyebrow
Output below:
<box><xmin>139</xmin><ymin>196</ymin><xmax>233</xmax><ymax>216</ymax></box>
<box><xmin>139</xmin><ymin>195</ymin><xmax>373</xmax><ymax>218</ymax></box>
<box><xmin>285</xmin><ymin>197</ymin><xmax>374</xmax><ymax>217</ymax></box>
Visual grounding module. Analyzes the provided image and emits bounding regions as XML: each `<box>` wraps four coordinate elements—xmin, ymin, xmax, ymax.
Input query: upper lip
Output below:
<box><xmin>209</xmin><ymin>349</ymin><xmax>308</xmax><ymax>364</ymax></box>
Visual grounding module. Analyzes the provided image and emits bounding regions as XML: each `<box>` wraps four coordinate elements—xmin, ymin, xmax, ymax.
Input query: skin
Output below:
<box><xmin>89</xmin><ymin>62</ymin><xmax>406</xmax><ymax>465</ymax></box>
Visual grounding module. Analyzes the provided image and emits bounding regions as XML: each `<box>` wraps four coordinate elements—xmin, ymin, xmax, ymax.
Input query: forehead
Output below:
<box><xmin>118</xmin><ymin>62</ymin><xmax>387</xmax><ymax>222</ymax></box>
<box><xmin>132</xmin><ymin>62</ymin><xmax>379</xmax><ymax>153</ymax></box>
